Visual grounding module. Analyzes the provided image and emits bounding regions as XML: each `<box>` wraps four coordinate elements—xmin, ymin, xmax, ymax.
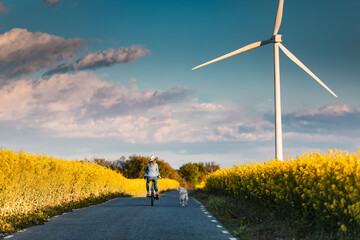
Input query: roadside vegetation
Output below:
<box><xmin>191</xmin><ymin>149</ymin><xmax>360</xmax><ymax>240</ymax></box>
<box><xmin>0</xmin><ymin>149</ymin><xmax>218</xmax><ymax>234</ymax></box>
<box><xmin>0</xmin><ymin>149</ymin><xmax>179</xmax><ymax>233</ymax></box>
<box><xmin>3</xmin><ymin>147</ymin><xmax>357</xmax><ymax>239</ymax></box>
<box><xmin>191</xmin><ymin>190</ymin><xmax>297</xmax><ymax>240</ymax></box>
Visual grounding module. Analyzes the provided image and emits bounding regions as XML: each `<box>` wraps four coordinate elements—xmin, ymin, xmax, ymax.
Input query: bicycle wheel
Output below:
<box><xmin>150</xmin><ymin>182</ymin><xmax>154</xmax><ymax>206</ymax></box>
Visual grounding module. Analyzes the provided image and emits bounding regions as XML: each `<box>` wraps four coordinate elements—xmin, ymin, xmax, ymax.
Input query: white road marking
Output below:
<box><xmin>4</xmin><ymin>235</ymin><xmax>13</xmax><ymax>239</ymax></box>
<box><xmin>192</xmin><ymin>197</ymin><xmax>235</xmax><ymax>239</ymax></box>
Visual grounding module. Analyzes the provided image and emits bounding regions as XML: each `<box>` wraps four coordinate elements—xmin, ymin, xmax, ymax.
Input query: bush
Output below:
<box><xmin>205</xmin><ymin>149</ymin><xmax>360</xmax><ymax>239</ymax></box>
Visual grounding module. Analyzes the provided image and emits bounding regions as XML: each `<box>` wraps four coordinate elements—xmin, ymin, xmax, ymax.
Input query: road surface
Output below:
<box><xmin>5</xmin><ymin>191</ymin><xmax>238</xmax><ymax>240</ymax></box>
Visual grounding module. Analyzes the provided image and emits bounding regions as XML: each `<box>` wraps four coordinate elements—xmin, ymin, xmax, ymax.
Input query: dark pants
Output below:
<box><xmin>146</xmin><ymin>176</ymin><xmax>158</xmax><ymax>192</ymax></box>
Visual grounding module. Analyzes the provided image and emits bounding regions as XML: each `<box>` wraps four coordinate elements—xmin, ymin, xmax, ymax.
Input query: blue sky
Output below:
<box><xmin>0</xmin><ymin>0</ymin><xmax>359</xmax><ymax>169</ymax></box>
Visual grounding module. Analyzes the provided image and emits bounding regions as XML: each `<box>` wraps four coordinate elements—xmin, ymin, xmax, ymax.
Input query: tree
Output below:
<box><xmin>110</xmin><ymin>155</ymin><xmax>188</xmax><ymax>186</ymax></box>
<box><xmin>91</xmin><ymin>156</ymin><xmax>125</xmax><ymax>173</ymax></box>
<box><xmin>201</xmin><ymin>161</ymin><xmax>220</xmax><ymax>174</ymax></box>
<box><xmin>178</xmin><ymin>163</ymin><xmax>200</xmax><ymax>189</ymax></box>
<box><xmin>120</xmin><ymin>155</ymin><xmax>148</xmax><ymax>179</ymax></box>
<box><xmin>156</xmin><ymin>160</ymin><xmax>188</xmax><ymax>187</ymax></box>
<box><xmin>178</xmin><ymin>161</ymin><xmax>221</xmax><ymax>189</ymax></box>
<box><xmin>93</xmin><ymin>158</ymin><xmax>111</xmax><ymax>168</ymax></box>
<box><xmin>91</xmin><ymin>155</ymin><xmax>219</xmax><ymax>189</ymax></box>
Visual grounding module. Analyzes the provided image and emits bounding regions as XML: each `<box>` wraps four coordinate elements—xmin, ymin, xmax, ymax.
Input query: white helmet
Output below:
<box><xmin>150</xmin><ymin>155</ymin><xmax>157</xmax><ymax>161</ymax></box>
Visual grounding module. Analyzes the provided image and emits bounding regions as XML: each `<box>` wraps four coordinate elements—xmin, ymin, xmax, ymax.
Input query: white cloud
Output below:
<box><xmin>294</xmin><ymin>104</ymin><xmax>357</xmax><ymax>117</ymax></box>
<box><xmin>43</xmin><ymin>46</ymin><xmax>150</xmax><ymax>77</ymax></box>
<box><xmin>280</xmin><ymin>104</ymin><xmax>360</xmax><ymax>134</ymax></box>
<box><xmin>0</xmin><ymin>72</ymin><xmax>272</xmax><ymax>144</ymax></box>
<box><xmin>188</xmin><ymin>103</ymin><xmax>228</xmax><ymax>112</ymax></box>
<box><xmin>0</xmin><ymin>29</ymin><xmax>149</xmax><ymax>79</ymax></box>
<box><xmin>0</xmin><ymin>28</ymin><xmax>84</xmax><ymax>78</ymax></box>
<box><xmin>284</xmin><ymin>131</ymin><xmax>340</xmax><ymax>142</ymax></box>
<box><xmin>1</xmin><ymin>73</ymin><xmax>357</xmax><ymax>167</ymax></box>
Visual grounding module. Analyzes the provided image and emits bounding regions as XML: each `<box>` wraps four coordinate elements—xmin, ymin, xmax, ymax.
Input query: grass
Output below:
<box><xmin>190</xmin><ymin>190</ymin><xmax>324</xmax><ymax>240</ymax></box>
<box><xmin>0</xmin><ymin>192</ymin><xmax>130</xmax><ymax>238</ymax></box>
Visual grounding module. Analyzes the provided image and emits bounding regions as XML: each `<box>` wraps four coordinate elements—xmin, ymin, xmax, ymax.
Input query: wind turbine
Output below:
<box><xmin>192</xmin><ymin>0</ymin><xmax>337</xmax><ymax>161</ymax></box>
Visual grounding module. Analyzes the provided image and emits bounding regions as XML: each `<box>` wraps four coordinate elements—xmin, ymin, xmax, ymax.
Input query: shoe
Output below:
<box><xmin>146</xmin><ymin>193</ymin><xmax>150</xmax><ymax>197</ymax></box>
<box><xmin>155</xmin><ymin>193</ymin><xmax>159</xmax><ymax>200</ymax></box>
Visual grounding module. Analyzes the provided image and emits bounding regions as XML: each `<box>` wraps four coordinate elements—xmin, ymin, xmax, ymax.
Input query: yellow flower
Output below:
<box><xmin>203</xmin><ymin>148</ymin><xmax>360</xmax><ymax>233</ymax></box>
<box><xmin>0</xmin><ymin>149</ymin><xmax>179</xmax><ymax>231</ymax></box>
<box><xmin>341</xmin><ymin>224</ymin><xmax>347</xmax><ymax>232</ymax></box>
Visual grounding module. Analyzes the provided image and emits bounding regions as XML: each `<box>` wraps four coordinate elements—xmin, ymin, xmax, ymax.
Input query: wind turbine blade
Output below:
<box><xmin>192</xmin><ymin>40</ymin><xmax>270</xmax><ymax>70</ymax></box>
<box><xmin>273</xmin><ymin>0</ymin><xmax>284</xmax><ymax>35</ymax></box>
<box><xmin>279</xmin><ymin>43</ymin><xmax>338</xmax><ymax>98</ymax></box>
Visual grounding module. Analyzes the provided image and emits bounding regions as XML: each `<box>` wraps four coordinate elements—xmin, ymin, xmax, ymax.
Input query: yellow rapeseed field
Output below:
<box><xmin>0</xmin><ymin>149</ymin><xmax>179</xmax><ymax>233</ymax></box>
<box><xmin>205</xmin><ymin>149</ymin><xmax>360</xmax><ymax>236</ymax></box>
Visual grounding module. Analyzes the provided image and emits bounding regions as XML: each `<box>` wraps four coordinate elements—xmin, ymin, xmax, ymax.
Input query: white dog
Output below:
<box><xmin>177</xmin><ymin>187</ymin><xmax>188</xmax><ymax>206</ymax></box>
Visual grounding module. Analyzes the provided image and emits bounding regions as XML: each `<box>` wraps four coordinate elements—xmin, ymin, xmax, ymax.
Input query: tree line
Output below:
<box><xmin>89</xmin><ymin>155</ymin><xmax>220</xmax><ymax>189</ymax></box>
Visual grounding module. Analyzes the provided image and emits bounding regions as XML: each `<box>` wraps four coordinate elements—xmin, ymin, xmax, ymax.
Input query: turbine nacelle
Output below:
<box><xmin>271</xmin><ymin>34</ymin><xmax>282</xmax><ymax>43</ymax></box>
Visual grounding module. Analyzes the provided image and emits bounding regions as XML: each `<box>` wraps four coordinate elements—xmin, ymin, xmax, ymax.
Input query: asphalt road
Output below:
<box><xmin>5</xmin><ymin>191</ymin><xmax>238</xmax><ymax>240</ymax></box>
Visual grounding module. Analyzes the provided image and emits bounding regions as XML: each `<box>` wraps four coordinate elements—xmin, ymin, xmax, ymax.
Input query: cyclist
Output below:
<box><xmin>144</xmin><ymin>155</ymin><xmax>161</xmax><ymax>199</ymax></box>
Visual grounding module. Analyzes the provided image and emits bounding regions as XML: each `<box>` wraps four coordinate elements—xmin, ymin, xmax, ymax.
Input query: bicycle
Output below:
<box><xmin>148</xmin><ymin>179</ymin><xmax>159</xmax><ymax>206</ymax></box>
